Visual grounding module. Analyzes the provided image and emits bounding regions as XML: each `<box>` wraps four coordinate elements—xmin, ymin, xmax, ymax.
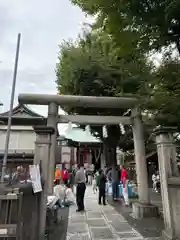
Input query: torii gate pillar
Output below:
<box><xmin>131</xmin><ymin>108</ymin><xmax>158</xmax><ymax>219</ymax></box>
<box><xmin>47</xmin><ymin>102</ymin><xmax>58</xmax><ymax>194</ymax></box>
<box><xmin>154</xmin><ymin>127</ymin><xmax>180</xmax><ymax>240</ymax></box>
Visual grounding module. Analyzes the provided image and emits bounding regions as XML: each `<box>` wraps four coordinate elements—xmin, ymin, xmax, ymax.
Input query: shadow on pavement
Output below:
<box><xmin>107</xmin><ymin>196</ymin><xmax>164</xmax><ymax>239</ymax></box>
<box><xmin>47</xmin><ymin>207</ymin><xmax>69</xmax><ymax>240</ymax></box>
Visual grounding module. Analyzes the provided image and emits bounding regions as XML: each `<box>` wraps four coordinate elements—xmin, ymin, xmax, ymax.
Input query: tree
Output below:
<box><xmin>56</xmin><ymin>30</ymin><xmax>153</xmax><ymax>163</ymax></box>
<box><xmin>146</xmin><ymin>58</ymin><xmax>180</xmax><ymax>128</ymax></box>
<box><xmin>71</xmin><ymin>0</ymin><xmax>180</xmax><ymax>55</ymax></box>
<box><xmin>70</xmin><ymin>0</ymin><xmax>180</xmax><ymax>128</ymax></box>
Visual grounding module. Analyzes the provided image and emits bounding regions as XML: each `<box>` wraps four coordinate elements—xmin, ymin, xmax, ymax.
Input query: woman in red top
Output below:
<box><xmin>121</xmin><ymin>167</ymin><xmax>128</xmax><ymax>185</ymax></box>
<box><xmin>120</xmin><ymin>165</ymin><xmax>129</xmax><ymax>206</ymax></box>
<box><xmin>62</xmin><ymin>168</ymin><xmax>69</xmax><ymax>186</ymax></box>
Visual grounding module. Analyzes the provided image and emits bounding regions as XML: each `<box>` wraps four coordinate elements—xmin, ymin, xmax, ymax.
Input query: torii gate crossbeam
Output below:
<box><xmin>59</xmin><ymin>115</ymin><xmax>132</xmax><ymax>125</ymax></box>
<box><xmin>18</xmin><ymin>93</ymin><xmax>139</xmax><ymax>108</ymax></box>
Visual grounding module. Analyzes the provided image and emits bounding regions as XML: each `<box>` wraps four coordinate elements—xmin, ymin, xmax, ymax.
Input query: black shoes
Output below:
<box><xmin>98</xmin><ymin>202</ymin><xmax>106</xmax><ymax>206</ymax></box>
<box><xmin>76</xmin><ymin>209</ymin><xmax>85</xmax><ymax>212</ymax></box>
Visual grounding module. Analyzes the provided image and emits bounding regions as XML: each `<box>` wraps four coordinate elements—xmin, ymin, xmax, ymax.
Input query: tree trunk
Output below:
<box><xmin>103</xmin><ymin>143</ymin><xmax>117</xmax><ymax>168</ymax></box>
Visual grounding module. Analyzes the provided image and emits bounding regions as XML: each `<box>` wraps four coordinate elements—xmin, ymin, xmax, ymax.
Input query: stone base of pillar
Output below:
<box><xmin>131</xmin><ymin>202</ymin><xmax>159</xmax><ymax>219</ymax></box>
<box><xmin>162</xmin><ymin>229</ymin><xmax>174</xmax><ymax>240</ymax></box>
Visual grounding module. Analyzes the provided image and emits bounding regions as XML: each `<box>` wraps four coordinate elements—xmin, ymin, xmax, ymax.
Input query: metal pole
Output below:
<box><xmin>1</xmin><ymin>33</ymin><xmax>21</xmax><ymax>183</ymax></box>
<box><xmin>0</xmin><ymin>103</ymin><xmax>3</xmax><ymax>114</ymax></box>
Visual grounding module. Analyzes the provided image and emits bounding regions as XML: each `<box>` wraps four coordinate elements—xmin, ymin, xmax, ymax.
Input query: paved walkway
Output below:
<box><xmin>66</xmin><ymin>186</ymin><xmax>144</xmax><ymax>240</ymax></box>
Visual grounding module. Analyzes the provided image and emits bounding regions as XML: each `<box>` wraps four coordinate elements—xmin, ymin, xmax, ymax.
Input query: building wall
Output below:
<box><xmin>0</xmin><ymin>126</ymin><xmax>35</xmax><ymax>153</ymax></box>
<box><xmin>58</xmin><ymin>145</ymin><xmax>77</xmax><ymax>167</ymax></box>
<box><xmin>0</xmin><ymin>126</ymin><xmax>77</xmax><ymax>170</ymax></box>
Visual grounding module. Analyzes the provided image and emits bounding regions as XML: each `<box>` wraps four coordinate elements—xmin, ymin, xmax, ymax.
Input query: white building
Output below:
<box><xmin>0</xmin><ymin>104</ymin><xmax>47</xmax><ymax>171</ymax></box>
<box><xmin>0</xmin><ymin>104</ymin><xmax>101</xmax><ymax>172</ymax></box>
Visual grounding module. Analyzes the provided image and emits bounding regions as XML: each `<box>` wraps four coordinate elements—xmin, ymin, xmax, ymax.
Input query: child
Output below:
<box><xmin>92</xmin><ymin>175</ymin><xmax>97</xmax><ymax>194</ymax></box>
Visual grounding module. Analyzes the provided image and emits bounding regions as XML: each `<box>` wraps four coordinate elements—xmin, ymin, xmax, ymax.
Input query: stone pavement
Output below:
<box><xmin>66</xmin><ymin>186</ymin><xmax>144</xmax><ymax>240</ymax></box>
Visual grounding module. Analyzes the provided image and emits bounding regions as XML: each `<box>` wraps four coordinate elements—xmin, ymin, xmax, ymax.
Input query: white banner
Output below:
<box><xmin>29</xmin><ymin>164</ymin><xmax>42</xmax><ymax>193</ymax></box>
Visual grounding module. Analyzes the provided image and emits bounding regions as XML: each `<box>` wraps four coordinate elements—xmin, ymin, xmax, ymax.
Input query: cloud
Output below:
<box><xmin>0</xmin><ymin>0</ymin><xmax>91</xmax><ymax>133</ymax></box>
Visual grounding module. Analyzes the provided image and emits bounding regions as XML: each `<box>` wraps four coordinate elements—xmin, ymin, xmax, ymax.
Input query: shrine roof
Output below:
<box><xmin>0</xmin><ymin>104</ymin><xmax>46</xmax><ymax>125</ymax></box>
<box><xmin>58</xmin><ymin>127</ymin><xmax>101</xmax><ymax>144</ymax></box>
<box><xmin>0</xmin><ymin>104</ymin><xmax>45</xmax><ymax>118</ymax></box>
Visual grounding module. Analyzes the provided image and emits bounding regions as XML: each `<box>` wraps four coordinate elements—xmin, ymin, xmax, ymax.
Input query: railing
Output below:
<box><xmin>0</xmin><ymin>192</ymin><xmax>23</xmax><ymax>239</ymax></box>
<box><xmin>0</xmin><ymin>184</ymin><xmax>41</xmax><ymax>240</ymax></box>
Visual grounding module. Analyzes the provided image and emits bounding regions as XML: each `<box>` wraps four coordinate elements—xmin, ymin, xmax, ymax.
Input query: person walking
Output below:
<box><xmin>152</xmin><ymin>172</ymin><xmax>157</xmax><ymax>192</ymax></box>
<box><xmin>55</xmin><ymin>167</ymin><xmax>61</xmax><ymax>185</ymax></box>
<box><xmin>87</xmin><ymin>169</ymin><xmax>93</xmax><ymax>185</ymax></box>
<box><xmin>75</xmin><ymin>164</ymin><xmax>86</xmax><ymax>212</ymax></box>
<box><xmin>67</xmin><ymin>169</ymin><xmax>74</xmax><ymax>190</ymax></box>
<box><xmin>111</xmin><ymin>166</ymin><xmax>120</xmax><ymax>201</ymax></box>
<box><xmin>121</xmin><ymin>165</ymin><xmax>129</xmax><ymax>206</ymax></box>
<box><xmin>92</xmin><ymin>175</ymin><xmax>97</xmax><ymax>194</ymax></box>
<box><xmin>97</xmin><ymin>169</ymin><xmax>107</xmax><ymax>205</ymax></box>
<box><xmin>62</xmin><ymin>168</ymin><xmax>69</xmax><ymax>186</ymax></box>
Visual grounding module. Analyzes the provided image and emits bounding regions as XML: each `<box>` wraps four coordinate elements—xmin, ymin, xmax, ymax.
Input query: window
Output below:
<box><xmin>61</xmin><ymin>140</ymin><xmax>67</xmax><ymax>146</ymax></box>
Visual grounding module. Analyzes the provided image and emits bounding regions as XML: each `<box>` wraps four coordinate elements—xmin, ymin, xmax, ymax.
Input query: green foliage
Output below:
<box><xmin>147</xmin><ymin>58</ymin><xmax>180</xmax><ymax>127</ymax></box>
<box><xmin>71</xmin><ymin>0</ymin><xmax>180</xmax><ymax>55</ymax></box>
<box><xmin>56</xmin><ymin>30</ymin><xmax>152</xmax><ymax>148</ymax></box>
<box><xmin>55</xmin><ymin>0</ymin><xmax>180</xmax><ymax>155</ymax></box>
<box><xmin>56</xmin><ymin>30</ymin><xmax>152</xmax><ymax>98</ymax></box>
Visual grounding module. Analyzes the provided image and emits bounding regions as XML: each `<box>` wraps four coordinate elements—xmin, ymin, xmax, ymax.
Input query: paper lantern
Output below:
<box><xmin>67</xmin><ymin>121</ymin><xmax>72</xmax><ymax>132</ymax></box>
<box><xmin>85</xmin><ymin>125</ymin><xmax>91</xmax><ymax>135</ymax></box>
<box><xmin>103</xmin><ymin>125</ymin><xmax>108</xmax><ymax>138</ymax></box>
<box><xmin>119</xmin><ymin>123</ymin><xmax>125</xmax><ymax>135</ymax></box>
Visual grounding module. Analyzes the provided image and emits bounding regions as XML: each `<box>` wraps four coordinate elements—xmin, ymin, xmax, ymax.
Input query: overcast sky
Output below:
<box><xmin>0</xmin><ymin>0</ymin><xmax>91</xmax><ymax>133</ymax></box>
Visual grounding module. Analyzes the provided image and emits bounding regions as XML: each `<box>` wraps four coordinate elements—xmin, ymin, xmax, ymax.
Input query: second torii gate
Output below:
<box><xmin>18</xmin><ymin>93</ymin><xmax>158</xmax><ymax>220</ymax></box>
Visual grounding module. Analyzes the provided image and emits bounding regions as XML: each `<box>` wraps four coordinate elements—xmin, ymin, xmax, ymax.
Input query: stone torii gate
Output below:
<box><xmin>18</xmin><ymin>93</ymin><xmax>157</xmax><ymax>232</ymax></box>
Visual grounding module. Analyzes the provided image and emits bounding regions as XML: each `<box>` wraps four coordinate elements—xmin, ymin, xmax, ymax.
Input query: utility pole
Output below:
<box><xmin>0</xmin><ymin>102</ymin><xmax>3</xmax><ymax>113</ymax></box>
<box><xmin>0</xmin><ymin>102</ymin><xmax>4</xmax><ymax>122</ymax></box>
<box><xmin>1</xmin><ymin>33</ymin><xmax>21</xmax><ymax>183</ymax></box>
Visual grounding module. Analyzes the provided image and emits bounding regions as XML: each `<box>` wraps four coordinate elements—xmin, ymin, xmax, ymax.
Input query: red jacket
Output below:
<box><xmin>62</xmin><ymin>169</ymin><xmax>68</xmax><ymax>180</ymax></box>
<box><xmin>121</xmin><ymin>169</ymin><xmax>128</xmax><ymax>182</ymax></box>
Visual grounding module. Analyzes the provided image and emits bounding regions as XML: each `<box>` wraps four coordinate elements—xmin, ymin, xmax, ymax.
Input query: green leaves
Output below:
<box><xmin>148</xmin><ymin>58</ymin><xmax>180</xmax><ymax>127</ymax></box>
<box><xmin>71</xmin><ymin>0</ymin><xmax>180</xmax><ymax>55</ymax></box>
<box><xmin>55</xmin><ymin>30</ymin><xmax>153</xmax><ymax>149</ymax></box>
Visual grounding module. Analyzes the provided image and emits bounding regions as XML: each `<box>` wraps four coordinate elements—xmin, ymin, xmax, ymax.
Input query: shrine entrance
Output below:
<box><xmin>18</xmin><ymin>93</ymin><xmax>158</xmax><ymax>235</ymax></box>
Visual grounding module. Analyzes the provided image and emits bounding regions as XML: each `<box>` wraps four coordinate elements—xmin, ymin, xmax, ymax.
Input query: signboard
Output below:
<box><xmin>29</xmin><ymin>164</ymin><xmax>42</xmax><ymax>193</ymax></box>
